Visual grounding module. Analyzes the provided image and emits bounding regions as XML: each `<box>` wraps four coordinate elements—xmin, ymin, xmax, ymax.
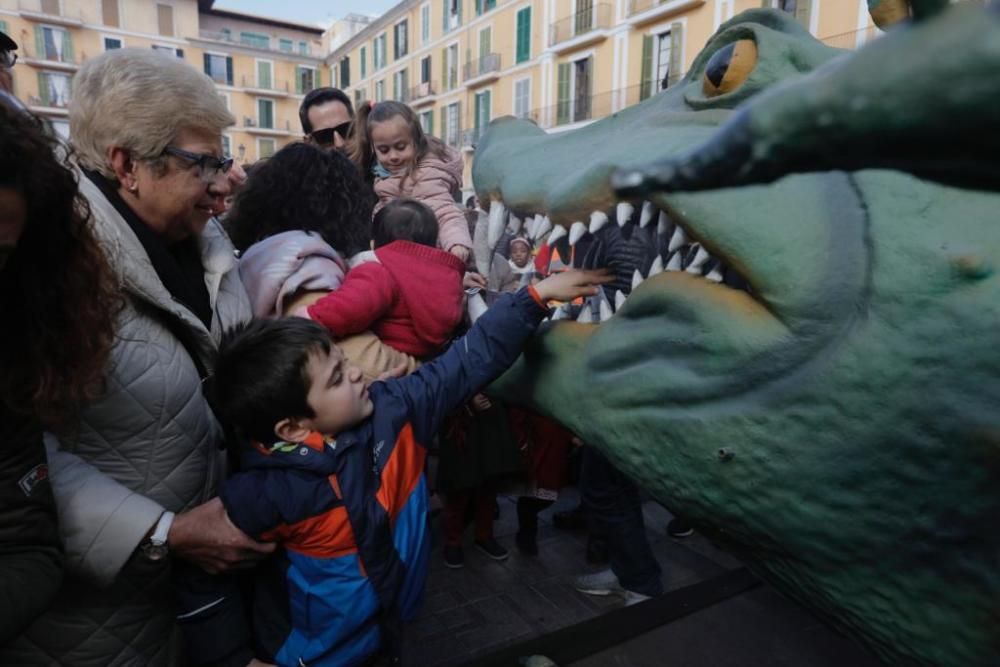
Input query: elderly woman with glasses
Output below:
<box><xmin>0</xmin><ymin>49</ymin><xmax>273</xmax><ymax>667</ymax></box>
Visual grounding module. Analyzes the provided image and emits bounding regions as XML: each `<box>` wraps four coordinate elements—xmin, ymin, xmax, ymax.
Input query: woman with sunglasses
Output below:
<box><xmin>0</xmin><ymin>48</ymin><xmax>275</xmax><ymax>666</ymax></box>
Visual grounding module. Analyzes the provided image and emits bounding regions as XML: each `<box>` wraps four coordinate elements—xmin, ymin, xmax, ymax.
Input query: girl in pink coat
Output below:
<box><xmin>349</xmin><ymin>101</ymin><xmax>473</xmax><ymax>263</ymax></box>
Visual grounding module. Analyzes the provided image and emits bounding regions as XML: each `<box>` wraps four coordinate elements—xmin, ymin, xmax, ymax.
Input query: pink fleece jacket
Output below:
<box><xmin>373</xmin><ymin>146</ymin><xmax>473</xmax><ymax>253</ymax></box>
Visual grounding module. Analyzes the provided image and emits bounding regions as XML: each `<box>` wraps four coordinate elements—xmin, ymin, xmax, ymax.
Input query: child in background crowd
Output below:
<box><xmin>299</xmin><ymin>199</ymin><xmax>465</xmax><ymax>360</ymax></box>
<box><xmin>207</xmin><ymin>269</ymin><xmax>611</xmax><ymax>666</ymax></box>
<box><xmin>348</xmin><ymin>101</ymin><xmax>473</xmax><ymax>263</ymax></box>
<box><xmin>508</xmin><ymin>237</ymin><xmax>534</xmax><ymax>288</ymax></box>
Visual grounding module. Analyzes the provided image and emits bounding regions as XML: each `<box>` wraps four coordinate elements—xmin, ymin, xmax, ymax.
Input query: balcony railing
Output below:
<box><xmin>462</xmin><ymin>53</ymin><xmax>501</xmax><ymax>82</ymax></box>
<box><xmin>551</xmin><ymin>4</ymin><xmax>612</xmax><ymax>46</ymax></box>
<box><xmin>243</xmin><ymin>117</ymin><xmax>294</xmax><ymax>133</ymax></box>
<box><xmin>819</xmin><ymin>25</ymin><xmax>883</xmax><ymax>50</ymax></box>
<box><xmin>240</xmin><ymin>75</ymin><xmax>291</xmax><ymax>94</ymax></box>
<box><xmin>410</xmin><ymin>81</ymin><xmax>437</xmax><ymax>102</ymax></box>
<box><xmin>17</xmin><ymin>1</ymin><xmax>84</xmax><ymax>27</ymax></box>
<box><xmin>21</xmin><ymin>45</ymin><xmax>77</xmax><ymax>66</ymax></box>
<box><xmin>199</xmin><ymin>30</ymin><xmax>314</xmax><ymax>56</ymax></box>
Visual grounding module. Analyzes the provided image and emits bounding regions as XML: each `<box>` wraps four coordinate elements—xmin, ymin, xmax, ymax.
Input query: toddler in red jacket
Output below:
<box><xmin>302</xmin><ymin>199</ymin><xmax>465</xmax><ymax>359</ymax></box>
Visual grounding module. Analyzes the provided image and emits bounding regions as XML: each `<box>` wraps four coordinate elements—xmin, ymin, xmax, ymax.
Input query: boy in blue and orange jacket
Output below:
<box><xmin>203</xmin><ymin>269</ymin><xmax>609</xmax><ymax>667</ymax></box>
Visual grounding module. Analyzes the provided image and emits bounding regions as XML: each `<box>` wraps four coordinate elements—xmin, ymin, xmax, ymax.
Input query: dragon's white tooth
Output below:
<box><xmin>639</xmin><ymin>201</ymin><xmax>655</xmax><ymax>228</ymax></box>
<box><xmin>589</xmin><ymin>211</ymin><xmax>609</xmax><ymax>234</ymax></box>
<box><xmin>488</xmin><ymin>201</ymin><xmax>507</xmax><ymax>249</ymax></box>
<box><xmin>553</xmin><ymin>304</ymin><xmax>573</xmax><ymax>320</ymax></box>
<box><xmin>534</xmin><ymin>215</ymin><xmax>553</xmax><ymax>240</ymax></box>
<box><xmin>615</xmin><ymin>290</ymin><xmax>626</xmax><ymax>310</ymax></box>
<box><xmin>668</xmin><ymin>225</ymin><xmax>688</xmax><ymax>252</ymax></box>
<box><xmin>686</xmin><ymin>245</ymin><xmax>711</xmax><ymax>273</ymax></box>
<box><xmin>547</xmin><ymin>224</ymin><xmax>566</xmax><ymax>243</ymax></box>
<box><xmin>599</xmin><ymin>298</ymin><xmax>613</xmax><ymax>322</ymax></box>
<box><xmin>657</xmin><ymin>211</ymin><xmax>670</xmax><ymax>236</ymax></box>
<box><xmin>508</xmin><ymin>214</ymin><xmax>523</xmax><ymax>235</ymax></box>
<box><xmin>666</xmin><ymin>251</ymin><xmax>683</xmax><ymax>271</ymax></box>
<box><xmin>616</xmin><ymin>202</ymin><xmax>634</xmax><ymax>227</ymax></box>
<box><xmin>576</xmin><ymin>304</ymin><xmax>592</xmax><ymax>323</ymax></box>
<box><xmin>632</xmin><ymin>269</ymin><xmax>644</xmax><ymax>291</ymax></box>
<box><xmin>706</xmin><ymin>265</ymin><xmax>724</xmax><ymax>283</ymax></box>
<box><xmin>648</xmin><ymin>255</ymin><xmax>664</xmax><ymax>277</ymax></box>
<box><xmin>569</xmin><ymin>222</ymin><xmax>587</xmax><ymax>246</ymax></box>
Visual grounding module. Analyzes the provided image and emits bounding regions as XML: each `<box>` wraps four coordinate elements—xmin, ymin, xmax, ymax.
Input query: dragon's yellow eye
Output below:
<box><xmin>702</xmin><ymin>39</ymin><xmax>758</xmax><ymax>98</ymax></box>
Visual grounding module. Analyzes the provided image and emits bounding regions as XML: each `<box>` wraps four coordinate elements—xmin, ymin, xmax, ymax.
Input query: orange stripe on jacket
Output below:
<box><xmin>261</xmin><ymin>474</ymin><xmax>359</xmax><ymax>559</ymax></box>
<box><xmin>376</xmin><ymin>423</ymin><xmax>426</xmax><ymax>521</ymax></box>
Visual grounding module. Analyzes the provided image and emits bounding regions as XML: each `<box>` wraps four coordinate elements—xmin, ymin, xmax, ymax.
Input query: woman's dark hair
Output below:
<box><xmin>299</xmin><ymin>87</ymin><xmax>354</xmax><ymax>135</ymax></box>
<box><xmin>212</xmin><ymin>318</ymin><xmax>331</xmax><ymax>445</ymax></box>
<box><xmin>372</xmin><ymin>199</ymin><xmax>439</xmax><ymax>249</ymax></box>
<box><xmin>346</xmin><ymin>101</ymin><xmax>450</xmax><ymax>184</ymax></box>
<box><xmin>0</xmin><ymin>104</ymin><xmax>121</xmax><ymax>424</ymax></box>
<box><xmin>225</xmin><ymin>142</ymin><xmax>374</xmax><ymax>256</ymax></box>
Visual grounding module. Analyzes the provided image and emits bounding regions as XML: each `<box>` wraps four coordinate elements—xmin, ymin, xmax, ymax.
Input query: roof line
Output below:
<box><xmin>202</xmin><ymin>7</ymin><xmax>325</xmax><ymax>35</ymax></box>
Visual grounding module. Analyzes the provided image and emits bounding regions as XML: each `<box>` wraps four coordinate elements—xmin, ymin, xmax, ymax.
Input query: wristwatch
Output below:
<box><xmin>141</xmin><ymin>511</ymin><xmax>175</xmax><ymax>561</ymax></box>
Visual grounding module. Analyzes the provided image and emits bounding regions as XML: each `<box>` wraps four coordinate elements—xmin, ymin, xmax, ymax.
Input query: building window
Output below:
<box><xmin>340</xmin><ymin>56</ymin><xmax>351</xmax><ymax>87</ymax></box>
<box><xmin>394</xmin><ymin>20</ymin><xmax>408</xmax><ymax>59</ymax></box>
<box><xmin>772</xmin><ymin>0</ymin><xmax>812</xmax><ymax>29</ymax></box>
<box><xmin>256</xmin><ymin>60</ymin><xmax>273</xmax><ymax>89</ymax></box>
<box><xmin>420</xmin><ymin>55</ymin><xmax>431</xmax><ymax>84</ymax></box>
<box><xmin>222</xmin><ymin>135</ymin><xmax>231</xmax><ymax>157</ymax></box>
<box><xmin>360</xmin><ymin>46</ymin><xmax>368</xmax><ymax>78</ymax></box>
<box><xmin>393</xmin><ymin>69</ymin><xmax>408</xmax><ymax>102</ymax></box>
<box><xmin>102</xmin><ymin>0</ymin><xmax>119</xmax><ymax>27</ymax></box>
<box><xmin>354</xmin><ymin>89</ymin><xmax>365</xmax><ymax>107</ymax></box>
<box><xmin>421</xmin><ymin>4</ymin><xmax>431</xmax><ymax>44</ymax></box>
<box><xmin>375</xmin><ymin>79</ymin><xmax>385</xmax><ymax>102</ymax></box>
<box><xmin>515</xmin><ymin>7</ymin><xmax>531</xmax><ymax>64</ymax></box>
<box><xmin>514</xmin><ymin>77</ymin><xmax>530</xmax><ymax>119</ymax></box>
<box><xmin>279</xmin><ymin>38</ymin><xmax>293</xmax><ymax>52</ymax></box>
<box><xmin>474</xmin><ymin>89</ymin><xmax>491</xmax><ymax>139</ymax></box>
<box><xmin>152</xmin><ymin>45</ymin><xmax>184</xmax><ymax>59</ymax></box>
<box><xmin>35</xmin><ymin>26</ymin><xmax>74</xmax><ymax>63</ymax></box>
<box><xmin>419</xmin><ymin>109</ymin><xmax>433</xmax><ymax>135</ymax></box>
<box><xmin>655</xmin><ymin>30</ymin><xmax>672</xmax><ymax>89</ymax></box>
<box><xmin>299</xmin><ymin>41</ymin><xmax>308</xmax><ymax>55</ymax></box>
<box><xmin>557</xmin><ymin>56</ymin><xmax>592</xmax><ymax>125</ymax></box>
<box><xmin>442</xmin><ymin>43</ymin><xmax>458</xmax><ymax>90</ymax></box>
<box><xmin>257</xmin><ymin>138</ymin><xmax>276</xmax><ymax>160</ymax></box>
<box><xmin>297</xmin><ymin>66</ymin><xmax>316</xmax><ymax>95</ymax></box>
<box><xmin>475</xmin><ymin>0</ymin><xmax>496</xmax><ymax>16</ymax></box>
<box><xmin>445</xmin><ymin>101</ymin><xmax>460</xmax><ymax>147</ymax></box>
<box><xmin>640</xmin><ymin>23</ymin><xmax>682</xmax><ymax>99</ymax></box>
<box><xmin>156</xmin><ymin>3</ymin><xmax>173</xmax><ymax>37</ymax></box>
<box><xmin>103</xmin><ymin>36</ymin><xmax>123</xmax><ymax>51</ymax></box>
<box><xmin>36</xmin><ymin>70</ymin><xmax>71</xmax><ymax>107</ymax></box>
<box><xmin>204</xmin><ymin>53</ymin><xmax>233</xmax><ymax>85</ymax></box>
<box><xmin>241</xmin><ymin>32</ymin><xmax>271</xmax><ymax>50</ymax></box>
<box><xmin>373</xmin><ymin>33</ymin><xmax>387</xmax><ymax>70</ymax></box>
<box><xmin>444</xmin><ymin>0</ymin><xmax>462</xmax><ymax>32</ymax></box>
<box><xmin>257</xmin><ymin>98</ymin><xmax>274</xmax><ymax>129</ymax></box>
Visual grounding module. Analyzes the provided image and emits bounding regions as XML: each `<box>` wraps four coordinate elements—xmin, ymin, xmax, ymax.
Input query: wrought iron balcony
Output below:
<box><xmin>410</xmin><ymin>81</ymin><xmax>437</xmax><ymax>104</ymax></box>
<box><xmin>463</xmin><ymin>53</ymin><xmax>501</xmax><ymax>85</ymax></box>
<box><xmin>550</xmin><ymin>4</ymin><xmax>612</xmax><ymax>47</ymax></box>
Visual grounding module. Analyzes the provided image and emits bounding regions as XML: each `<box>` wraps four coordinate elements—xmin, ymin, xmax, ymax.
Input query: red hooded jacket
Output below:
<box><xmin>306</xmin><ymin>240</ymin><xmax>466</xmax><ymax>358</ymax></box>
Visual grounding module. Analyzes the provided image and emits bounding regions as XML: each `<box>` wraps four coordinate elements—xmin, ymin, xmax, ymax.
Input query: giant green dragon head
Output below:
<box><xmin>473</xmin><ymin>4</ymin><xmax>1000</xmax><ymax>665</ymax></box>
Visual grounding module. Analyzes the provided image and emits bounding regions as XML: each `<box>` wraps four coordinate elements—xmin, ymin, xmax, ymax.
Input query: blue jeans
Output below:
<box><xmin>581</xmin><ymin>447</ymin><xmax>663</xmax><ymax>597</ymax></box>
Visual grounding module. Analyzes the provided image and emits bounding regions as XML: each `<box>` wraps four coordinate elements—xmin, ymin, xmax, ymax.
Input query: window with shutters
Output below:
<box><xmin>474</xmin><ymin>89</ymin><xmax>491</xmax><ymax>140</ymax></box>
<box><xmin>204</xmin><ymin>53</ymin><xmax>233</xmax><ymax>85</ymax></box>
<box><xmin>279</xmin><ymin>38</ymin><xmax>293</xmax><ymax>52</ymax></box>
<box><xmin>152</xmin><ymin>44</ymin><xmax>183</xmax><ymax>59</ymax></box>
<box><xmin>221</xmin><ymin>135</ymin><xmax>231</xmax><ymax>158</ymax></box>
<box><xmin>475</xmin><ymin>0</ymin><xmax>496</xmax><ymax>16</ymax></box>
<box><xmin>297</xmin><ymin>66</ymin><xmax>316</xmax><ymax>95</ymax></box>
<box><xmin>420</xmin><ymin>55</ymin><xmax>431</xmax><ymax>84</ymax></box>
<box><xmin>444</xmin><ymin>0</ymin><xmax>462</xmax><ymax>33</ymax></box>
<box><xmin>640</xmin><ymin>23</ymin><xmax>683</xmax><ymax>99</ymax></box>
<box><xmin>445</xmin><ymin>101</ymin><xmax>460</xmax><ymax>147</ymax></box>
<box><xmin>655</xmin><ymin>30</ymin><xmax>672</xmax><ymax>90</ymax></box>
<box><xmin>393</xmin><ymin>69</ymin><xmax>409</xmax><ymax>101</ymax></box>
<box><xmin>514</xmin><ymin>78</ymin><xmax>530</xmax><ymax>119</ymax></box>
<box><xmin>443</xmin><ymin>43</ymin><xmax>458</xmax><ymax>90</ymax></box>
<box><xmin>575</xmin><ymin>0</ymin><xmax>594</xmax><ymax>36</ymax></box>
<box><xmin>515</xmin><ymin>7</ymin><xmax>531</xmax><ymax>64</ymax></box>
<box><xmin>373</xmin><ymin>33</ymin><xmax>387</xmax><ymax>70</ymax></box>
<box><xmin>420</xmin><ymin>110</ymin><xmax>433</xmax><ymax>135</ymax></box>
<box><xmin>103</xmin><ymin>36</ymin><xmax>123</xmax><ymax>51</ymax></box>
<box><xmin>256</xmin><ymin>60</ymin><xmax>273</xmax><ymax>90</ymax></box>
<box><xmin>157</xmin><ymin>4</ymin><xmax>174</xmax><ymax>37</ymax></box>
<box><xmin>421</xmin><ymin>3</ymin><xmax>431</xmax><ymax>44</ymax></box>
<box><xmin>36</xmin><ymin>26</ymin><xmax>73</xmax><ymax>63</ymax></box>
<box><xmin>257</xmin><ymin>138</ymin><xmax>276</xmax><ymax>159</ymax></box>
<box><xmin>360</xmin><ymin>47</ymin><xmax>368</xmax><ymax>78</ymax></box>
<box><xmin>257</xmin><ymin>99</ymin><xmax>274</xmax><ymax>129</ymax></box>
<box><xmin>340</xmin><ymin>56</ymin><xmax>351</xmax><ymax>87</ymax></box>
<box><xmin>102</xmin><ymin>0</ymin><xmax>119</xmax><ymax>27</ymax></box>
<box><xmin>355</xmin><ymin>89</ymin><xmax>365</xmax><ymax>107</ymax></box>
<box><xmin>557</xmin><ymin>56</ymin><xmax>592</xmax><ymax>125</ymax></box>
<box><xmin>394</xmin><ymin>20</ymin><xmax>408</xmax><ymax>59</ymax></box>
<box><xmin>36</xmin><ymin>70</ymin><xmax>71</xmax><ymax>107</ymax></box>
<box><xmin>375</xmin><ymin>79</ymin><xmax>385</xmax><ymax>102</ymax></box>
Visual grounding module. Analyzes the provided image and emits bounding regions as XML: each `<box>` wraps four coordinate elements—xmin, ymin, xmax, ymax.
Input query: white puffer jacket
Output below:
<box><xmin>0</xmin><ymin>174</ymin><xmax>251</xmax><ymax>666</ymax></box>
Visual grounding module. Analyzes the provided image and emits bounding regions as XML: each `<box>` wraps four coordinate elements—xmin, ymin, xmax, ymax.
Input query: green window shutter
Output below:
<box><xmin>296</xmin><ymin>66</ymin><xmax>303</xmax><ymax>94</ymax></box>
<box><xmin>361</xmin><ymin>47</ymin><xmax>367</xmax><ymax>78</ymax></box>
<box><xmin>226</xmin><ymin>57</ymin><xmax>233</xmax><ymax>85</ymax></box>
<box><xmin>668</xmin><ymin>23</ymin><xmax>683</xmax><ymax>85</ymax></box>
<box><xmin>796</xmin><ymin>0</ymin><xmax>813</xmax><ymax>30</ymax></box>
<box><xmin>440</xmin><ymin>105</ymin><xmax>447</xmax><ymax>139</ymax></box>
<box><xmin>0</xmin><ymin>21</ymin><xmax>7</xmax><ymax>34</ymax></box>
<box><xmin>484</xmin><ymin>89</ymin><xmax>491</xmax><ymax>127</ymax></box>
<box><xmin>516</xmin><ymin>8</ymin><xmax>530</xmax><ymax>63</ymax></box>
<box><xmin>442</xmin><ymin>0</ymin><xmax>448</xmax><ymax>32</ymax></box>
<box><xmin>457</xmin><ymin>0</ymin><xmax>463</xmax><ymax>26</ymax></box>
<box><xmin>34</xmin><ymin>26</ymin><xmax>44</xmax><ymax>58</ymax></box>
<box><xmin>557</xmin><ymin>62</ymin><xmax>570</xmax><ymax>125</ymax></box>
<box><xmin>639</xmin><ymin>34</ymin><xmax>653</xmax><ymax>100</ymax></box>
<box><xmin>63</xmin><ymin>31</ymin><xmax>74</xmax><ymax>62</ymax></box>
<box><xmin>474</xmin><ymin>93</ymin><xmax>481</xmax><ymax>133</ymax></box>
<box><xmin>441</xmin><ymin>48</ymin><xmax>448</xmax><ymax>89</ymax></box>
<box><xmin>257</xmin><ymin>61</ymin><xmax>271</xmax><ymax>89</ymax></box>
<box><xmin>480</xmin><ymin>28</ymin><xmax>490</xmax><ymax>61</ymax></box>
<box><xmin>428</xmin><ymin>109</ymin><xmax>434</xmax><ymax>137</ymax></box>
<box><xmin>37</xmin><ymin>72</ymin><xmax>49</xmax><ymax>106</ymax></box>
<box><xmin>203</xmin><ymin>53</ymin><xmax>210</xmax><ymax>76</ymax></box>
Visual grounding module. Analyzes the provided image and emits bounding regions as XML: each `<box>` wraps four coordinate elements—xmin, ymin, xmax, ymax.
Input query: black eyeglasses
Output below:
<box><xmin>0</xmin><ymin>51</ymin><xmax>16</xmax><ymax>69</ymax></box>
<box><xmin>310</xmin><ymin>121</ymin><xmax>352</xmax><ymax>148</ymax></box>
<box><xmin>162</xmin><ymin>145</ymin><xmax>234</xmax><ymax>183</ymax></box>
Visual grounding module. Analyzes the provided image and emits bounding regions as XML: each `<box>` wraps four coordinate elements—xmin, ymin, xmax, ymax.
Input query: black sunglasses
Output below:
<box><xmin>162</xmin><ymin>146</ymin><xmax>234</xmax><ymax>182</ymax></box>
<box><xmin>310</xmin><ymin>121</ymin><xmax>352</xmax><ymax>147</ymax></box>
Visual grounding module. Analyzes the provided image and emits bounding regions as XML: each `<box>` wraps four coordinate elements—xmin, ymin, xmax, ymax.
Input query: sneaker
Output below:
<box><xmin>624</xmin><ymin>590</ymin><xmax>652</xmax><ymax>606</ymax></box>
<box><xmin>474</xmin><ymin>538</ymin><xmax>510</xmax><ymax>561</ymax></box>
<box><xmin>444</xmin><ymin>545</ymin><xmax>464</xmax><ymax>569</ymax></box>
<box><xmin>667</xmin><ymin>519</ymin><xmax>694</xmax><ymax>538</ymax></box>
<box><xmin>515</xmin><ymin>530</ymin><xmax>538</xmax><ymax>556</ymax></box>
<box><xmin>573</xmin><ymin>568</ymin><xmax>625</xmax><ymax>596</ymax></box>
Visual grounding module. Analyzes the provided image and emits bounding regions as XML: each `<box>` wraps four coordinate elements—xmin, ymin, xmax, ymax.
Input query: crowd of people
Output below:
<box><xmin>1</xmin><ymin>38</ymin><xmax>681</xmax><ymax>667</ymax></box>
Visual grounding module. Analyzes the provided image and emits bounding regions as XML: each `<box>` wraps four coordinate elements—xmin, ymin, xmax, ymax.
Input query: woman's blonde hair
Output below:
<box><xmin>70</xmin><ymin>48</ymin><xmax>234</xmax><ymax>180</ymax></box>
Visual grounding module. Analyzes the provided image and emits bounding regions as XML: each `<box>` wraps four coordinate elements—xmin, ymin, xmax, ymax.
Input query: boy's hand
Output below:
<box><xmin>470</xmin><ymin>393</ymin><xmax>493</xmax><ymax>412</ymax></box>
<box><xmin>463</xmin><ymin>271</ymin><xmax>487</xmax><ymax>290</ymax></box>
<box><xmin>534</xmin><ymin>269</ymin><xmax>614</xmax><ymax>304</ymax></box>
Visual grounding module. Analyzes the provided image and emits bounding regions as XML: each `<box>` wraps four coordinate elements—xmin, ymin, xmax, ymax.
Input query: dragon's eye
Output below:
<box><xmin>702</xmin><ymin>39</ymin><xmax>758</xmax><ymax>98</ymax></box>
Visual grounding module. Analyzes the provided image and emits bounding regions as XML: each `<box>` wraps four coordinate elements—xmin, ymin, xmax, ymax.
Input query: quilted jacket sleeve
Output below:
<box><xmin>45</xmin><ymin>433</ymin><xmax>164</xmax><ymax>587</ymax></box>
<box><xmin>410</xmin><ymin>160</ymin><xmax>472</xmax><ymax>253</ymax></box>
<box><xmin>305</xmin><ymin>264</ymin><xmax>395</xmax><ymax>337</ymax></box>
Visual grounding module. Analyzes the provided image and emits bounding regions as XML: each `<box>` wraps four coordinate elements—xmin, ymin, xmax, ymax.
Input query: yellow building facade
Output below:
<box><xmin>0</xmin><ymin>0</ymin><xmax>325</xmax><ymax>163</ymax></box>
<box><xmin>326</xmin><ymin>0</ymin><xmax>883</xmax><ymax>193</ymax></box>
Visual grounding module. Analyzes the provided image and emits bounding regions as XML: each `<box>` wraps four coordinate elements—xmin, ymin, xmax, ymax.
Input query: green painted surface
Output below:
<box><xmin>473</xmin><ymin>6</ymin><xmax>1000</xmax><ymax>666</ymax></box>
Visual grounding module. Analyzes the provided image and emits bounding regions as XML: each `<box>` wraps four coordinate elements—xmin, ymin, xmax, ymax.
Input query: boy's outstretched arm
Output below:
<box><xmin>386</xmin><ymin>269</ymin><xmax>612</xmax><ymax>441</ymax></box>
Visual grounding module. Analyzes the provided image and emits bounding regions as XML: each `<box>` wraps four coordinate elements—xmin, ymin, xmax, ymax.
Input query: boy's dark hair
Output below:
<box><xmin>299</xmin><ymin>87</ymin><xmax>354</xmax><ymax>134</ymax></box>
<box><xmin>372</xmin><ymin>198</ymin><xmax>439</xmax><ymax>249</ymax></box>
<box><xmin>212</xmin><ymin>318</ymin><xmax>332</xmax><ymax>445</ymax></box>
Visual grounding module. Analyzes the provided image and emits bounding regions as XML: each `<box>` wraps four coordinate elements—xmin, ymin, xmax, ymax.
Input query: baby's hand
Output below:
<box><xmin>534</xmin><ymin>269</ymin><xmax>614</xmax><ymax>304</ymax></box>
<box><xmin>450</xmin><ymin>245</ymin><xmax>471</xmax><ymax>263</ymax></box>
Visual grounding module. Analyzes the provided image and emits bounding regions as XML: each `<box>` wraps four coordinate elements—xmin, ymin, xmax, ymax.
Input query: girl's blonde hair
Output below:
<box><xmin>347</xmin><ymin>100</ymin><xmax>450</xmax><ymax>185</ymax></box>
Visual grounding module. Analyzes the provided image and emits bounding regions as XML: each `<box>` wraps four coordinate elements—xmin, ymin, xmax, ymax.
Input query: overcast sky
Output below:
<box><xmin>214</xmin><ymin>0</ymin><xmax>399</xmax><ymax>27</ymax></box>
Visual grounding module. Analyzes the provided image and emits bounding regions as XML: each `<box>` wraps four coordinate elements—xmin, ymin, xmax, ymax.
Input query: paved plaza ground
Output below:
<box><xmin>402</xmin><ymin>488</ymin><xmax>881</xmax><ymax>667</ymax></box>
